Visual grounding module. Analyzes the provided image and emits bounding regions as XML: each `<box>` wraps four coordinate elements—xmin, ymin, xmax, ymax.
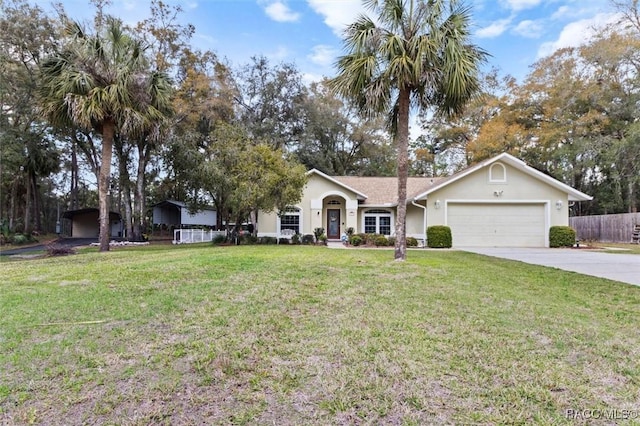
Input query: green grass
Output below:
<box><xmin>592</xmin><ymin>242</ymin><xmax>640</xmax><ymax>255</ymax></box>
<box><xmin>2</xmin><ymin>245</ymin><xmax>640</xmax><ymax>424</ymax></box>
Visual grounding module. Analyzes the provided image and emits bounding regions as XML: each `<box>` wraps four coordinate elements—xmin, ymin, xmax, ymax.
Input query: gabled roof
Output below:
<box><xmin>307</xmin><ymin>169</ymin><xmax>442</xmax><ymax>206</ymax></box>
<box><xmin>411</xmin><ymin>153</ymin><xmax>593</xmax><ymax>202</ymax></box>
<box><xmin>333</xmin><ymin>176</ymin><xmax>439</xmax><ymax>206</ymax></box>
<box><xmin>306</xmin><ymin>169</ymin><xmax>368</xmax><ymax>200</ymax></box>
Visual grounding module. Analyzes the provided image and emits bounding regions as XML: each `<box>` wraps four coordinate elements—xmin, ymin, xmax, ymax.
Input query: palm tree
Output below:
<box><xmin>40</xmin><ymin>17</ymin><xmax>172</xmax><ymax>251</ymax></box>
<box><xmin>331</xmin><ymin>0</ymin><xmax>487</xmax><ymax>260</ymax></box>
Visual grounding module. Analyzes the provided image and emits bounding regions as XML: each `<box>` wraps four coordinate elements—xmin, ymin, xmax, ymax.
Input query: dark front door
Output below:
<box><xmin>327</xmin><ymin>209</ymin><xmax>340</xmax><ymax>239</ymax></box>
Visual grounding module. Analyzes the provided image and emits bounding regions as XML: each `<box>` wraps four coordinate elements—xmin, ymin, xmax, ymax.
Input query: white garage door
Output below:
<box><xmin>447</xmin><ymin>203</ymin><xmax>546</xmax><ymax>247</ymax></box>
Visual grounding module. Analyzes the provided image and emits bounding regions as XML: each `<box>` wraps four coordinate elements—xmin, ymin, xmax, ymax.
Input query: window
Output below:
<box><xmin>489</xmin><ymin>163</ymin><xmax>506</xmax><ymax>182</ymax></box>
<box><xmin>363</xmin><ymin>209</ymin><xmax>392</xmax><ymax>235</ymax></box>
<box><xmin>279</xmin><ymin>207</ymin><xmax>301</xmax><ymax>233</ymax></box>
<box><xmin>327</xmin><ymin>200</ymin><xmax>341</xmax><ymax>205</ymax></box>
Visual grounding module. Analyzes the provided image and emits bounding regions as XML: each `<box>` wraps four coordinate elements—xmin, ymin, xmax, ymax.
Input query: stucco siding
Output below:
<box><xmin>258</xmin><ymin>173</ymin><xmax>362</xmax><ymax>238</ymax></box>
<box><xmin>426</xmin><ymin>163</ymin><xmax>569</xmax><ymax>227</ymax></box>
<box><xmin>406</xmin><ymin>204</ymin><xmax>426</xmax><ymax>238</ymax></box>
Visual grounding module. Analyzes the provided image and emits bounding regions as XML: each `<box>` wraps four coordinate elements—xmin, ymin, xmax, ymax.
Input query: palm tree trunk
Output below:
<box><xmin>394</xmin><ymin>87</ymin><xmax>410</xmax><ymax>261</ymax></box>
<box><xmin>98</xmin><ymin>118</ymin><xmax>115</xmax><ymax>252</ymax></box>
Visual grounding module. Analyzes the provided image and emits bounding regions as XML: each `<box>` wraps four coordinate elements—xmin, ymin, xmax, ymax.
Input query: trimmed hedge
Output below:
<box><xmin>549</xmin><ymin>226</ymin><xmax>576</xmax><ymax>248</ymax></box>
<box><xmin>407</xmin><ymin>236</ymin><xmax>418</xmax><ymax>247</ymax></box>
<box><xmin>427</xmin><ymin>226</ymin><xmax>452</xmax><ymax>248</ymax></box>
<box><xmin>349</xmin><ymin>235</ymin><xmax>363</xmax><ymax>246</ymax></box>
<box><xmin>374</xmin><ymin>235</ymin><xmax>390</xmax><ymax>246</ymax></box>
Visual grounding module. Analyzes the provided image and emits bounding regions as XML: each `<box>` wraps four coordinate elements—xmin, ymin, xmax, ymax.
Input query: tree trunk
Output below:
<box><xmin>70</xmin><ymin>136</ymin><xmax>79</xmax><ymax>210</ymax></box>
<box><xmin>394</xmin><ymin>87</ymin><xmax>410</xmax><ymax>261</ymax></box>
<box><xmin>24</xmin><ymin>171</ymin><xmax>33</xmax><ymax>236</ymax></box>
<box><xmin>133</xmin><ymin>141</ymin><xmax>150</xmax><ymax>241</ymax></box>
<box><xmin>98</xmin><ymin>119</ymin><xmax>115</xmax><ymax>252</ymax></box>
<box><xmin>9</xmin><ymin>179</ymin><xmax>17</xmax><ymax>231</ymax></box>
<box><xmin>33</xmin><ymin>174</ymin><xmax>42</xmax><ymax>233</ymax></box>
<box><xmin>115</xmin><ymin>137</ymin><xmax>133</xmax><ymax>240</ymax></box>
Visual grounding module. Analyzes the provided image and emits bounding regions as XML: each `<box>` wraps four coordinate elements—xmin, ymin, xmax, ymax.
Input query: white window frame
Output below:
<box><xmin>362</xmin><ymin>209</ymin><xmax>393</xmax><ymax>235</ymax></box>
<box><xmin>489</xmin><ymin>163</ymin><xmax>507</xmax><ymax>183</ymax></box>
<box><xmin>278</xmin><ymin>206</ymin><xmax>302</xmax><ymax>235</ymax></box>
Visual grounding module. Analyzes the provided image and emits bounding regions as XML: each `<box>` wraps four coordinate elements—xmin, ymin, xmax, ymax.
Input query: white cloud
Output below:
<box><xmin>267</xmin><ymin>45</ymin><xmax>292</xmax><ymax>61</ymax></box>
<box><xmin>261</xmin><ymin>1</ymin><xmax>300</xmax><ymax>23</ymax></box>
<box><xmin>502</xmin><ymin>0</ymin><xmax>542</xmax><ymax>12</ymax></box>
<box><xmin>307</xmin><ymin>0</ymin><xmax>365</xmax><ymax>37</ymax></box>
<box><xmin>512</xmin><ymin>19</ymin><xmax>544</xmax><ymax>38</ymax></box>
<box><xmin>476</xmin><ymin>18</ymin><xmax>512</xmax><ymax>38</ymax></box>
<box><xmin>308</xmin><ymin>44</ymin><xmax>338</xmax><ymax>67</ymax></box>
<box><xmin>551</xmin><ymin>5</ymin><xmax>571</xmax><ymax>20</ymax></box>
<box><xmin>302</xmin><ymin>72</ymin><xmax>324</xmax><ymax>86</ymax></box>
<box><xmin>537</xmin><ymin>12</ymin><xmax>620</xmax><ymax>58</ymax></box>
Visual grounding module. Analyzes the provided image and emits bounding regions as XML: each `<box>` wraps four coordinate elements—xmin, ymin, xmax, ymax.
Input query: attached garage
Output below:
<box><xmin>447</xmin><ymin>202</ymin><xmax>547</xmax><ymax>247</ymax></box>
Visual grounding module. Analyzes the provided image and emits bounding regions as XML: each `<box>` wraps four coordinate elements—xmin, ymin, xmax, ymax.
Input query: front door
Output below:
<box><xmin>327</xmin><ymin>209</ymin><xmax>340</xmax><ymax>240</ymax></box>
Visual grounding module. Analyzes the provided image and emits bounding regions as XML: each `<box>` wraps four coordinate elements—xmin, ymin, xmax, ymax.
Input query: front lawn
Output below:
<box><xmin>2</xmin><ymin>245</ymin><xmax>639</xmax><ymax>424</ymax></box>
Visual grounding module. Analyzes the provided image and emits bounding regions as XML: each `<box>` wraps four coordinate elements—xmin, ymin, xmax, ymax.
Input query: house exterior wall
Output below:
<box><xmin>181</xmin><ymin>209</ymin><xmax>217</xmax><ymax>226</ymax></box>
<box><xmin>425</xmin><ymin>162</ymin><xmax>569</xmax><ymax>228</ymax></box>
<box><xmin>258</xmin><ymin>173</ymin><xmax>361</xmax><ymax>238</ymax></box>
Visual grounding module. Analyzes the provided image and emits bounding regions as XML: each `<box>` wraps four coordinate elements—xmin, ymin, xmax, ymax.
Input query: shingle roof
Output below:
<box><xmin>332</xmin><ymin>176</ymin><xmax>442</xmax><ymax>205</ymax></box>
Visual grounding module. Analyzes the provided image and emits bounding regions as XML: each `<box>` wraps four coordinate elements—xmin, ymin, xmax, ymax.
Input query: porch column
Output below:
<box><xmin>345</xmin><ymin>199</ymin><xmax>358</xmax><ymax>233</ymax></box>
<box><xmin>310</xmin><ymin>199</ymin><xmax>323</xmax><ymax>233</ymax></box>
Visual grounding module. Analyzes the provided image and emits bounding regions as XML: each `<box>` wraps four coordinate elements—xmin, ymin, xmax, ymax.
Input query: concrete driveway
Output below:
<box><xmin>462</xmin><ymin>247</ymin><xmax>640</xmax><ymax>287</ymax></box>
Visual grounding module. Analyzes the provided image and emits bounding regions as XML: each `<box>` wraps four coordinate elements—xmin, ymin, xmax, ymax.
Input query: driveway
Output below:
<box><xmin>0</xmin><ymin>238</ymin><xmax>98</xmax><ymax>257</ymax></box>
<box><xmin>462</xmin><ymin>247</ymin><xmax>640</xmax><ymax>287</ymax></box>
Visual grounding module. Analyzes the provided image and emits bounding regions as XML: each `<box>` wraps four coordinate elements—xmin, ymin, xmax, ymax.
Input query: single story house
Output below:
<box><xmin>62</xmin><ymin>208</ymin><xmax>123</xmax><ymax>238</ymax></box>
<box><xmin>151</xmin><ymin>200</ymin><xmax>218</xmax><ymax>229</ymax></box>
<box><xmin>257</xmin><ymin>153</ymin><xmax>592</xmax><ymax>247</ymax></box>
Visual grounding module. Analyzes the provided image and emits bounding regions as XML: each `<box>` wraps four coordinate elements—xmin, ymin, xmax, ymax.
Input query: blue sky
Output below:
<box><xmin>47</xmin><ymin>0</ymin><xmax>618</xmax><ymax>83</ymax></box>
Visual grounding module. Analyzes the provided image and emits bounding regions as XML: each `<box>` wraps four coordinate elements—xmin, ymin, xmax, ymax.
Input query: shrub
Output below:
<box><xmin>387</xmin><ymin>236</ymin><xmax>396</xmax><ymax>246</ymax></box>
<box><xmin>374</xmin><ymin>235</ymin><xmax>389</xmax><ymax>246</ymax></box>
<box><xmin>346</xmin><ymin>227</ymin><xmax>355</xmax><ymax>237</ymax></box>
<box><xmin>407</xmin><ymin>236</ymin><xmax>418</xmax><ymax>247</ymax></box>
<box><xmin>427</xmin><ymin>226</ymin><xmax>452</xmax><ymax>248</ymax></box>
<box><xmin>291</xmin><ymin>234</ymin><xmax>301</xmax><ymax>245</ymax></box>
<box><xmin>313</xmin><ymin>227</ymin><xmax>325</xmax><ymax>240</ymax></box>
<box><xmin>11</xmin><ymin>234</ymin><xmax>28</xmax><ymax>245</ymax></box>
<box><xmin>278</xmin><ymin>238</ymin><xmax>291</xmax><ymax>245</ymax></box>
<box><xmin>318</xmin><ymin>234</ymin><xmax>327</xmax><ymax>244</ymax></box>
<box><xmin>259</xmin><ymin>236</ymin><xmax>277</xmax><ymax>245</ymax></box>
<box><xmin>549</xmin><ymin>226</ymin><xmax>576</xmax><ymax>248</ymax></box>
<box><xmin>349</xmin><ymin>235</ymin><xmax>363</xmax><ymax>246</ymax></box>
<box><xmin>240</xmin><ymin>234</ymin><xmax>258</xmax><ymax>245</ymax></box>
<box><xmin>302</xmin><ymin>234</ymin><xmax>315</xmax><ymax>245</ymax></box>
<box><xmin>362</xmin><ymin>233</ymin><xmax>380</xmax><ymax>246</ymax></box>
<box><xmin>212</xmin><ymin>234</ymin><xmax>226</xmax><ymax>245</ymax></box>
<box><xmin>46</xmin><ymin>244</ymin><xmax>76</xmax><ymax>257</ymax></box>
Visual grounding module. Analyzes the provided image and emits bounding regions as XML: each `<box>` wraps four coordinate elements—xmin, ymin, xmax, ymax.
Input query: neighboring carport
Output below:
<box><xmin>62</xmin><ymin>208</ymin><xmax>122</xmax><ymax>238</ymax></box>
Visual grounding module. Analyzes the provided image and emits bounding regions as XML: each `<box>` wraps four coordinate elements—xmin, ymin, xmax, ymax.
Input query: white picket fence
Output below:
<box><xmin>173</xmin><ymin>229</ymin><xmax>226</xmax><ymax>244</ymax></box>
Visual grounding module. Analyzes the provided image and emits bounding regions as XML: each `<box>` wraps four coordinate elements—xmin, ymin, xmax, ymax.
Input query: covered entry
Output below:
<box><xmin>447</xmin><ymin>202</ymin><xmax>547</xmax><ymax>247</ymax></box>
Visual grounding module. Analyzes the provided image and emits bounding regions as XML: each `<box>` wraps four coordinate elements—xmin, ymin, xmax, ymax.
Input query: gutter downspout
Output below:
<box><xmin>411</xmin><ymin>199</ymin><xmax>427</xmax><ymax>248</ymax></box>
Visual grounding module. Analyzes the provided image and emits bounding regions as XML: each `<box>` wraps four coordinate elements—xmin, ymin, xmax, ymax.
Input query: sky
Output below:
<box><xmin>43</xmin><ymin>0</ymin><xmax>620</xmax><ymax>85</ymax></box>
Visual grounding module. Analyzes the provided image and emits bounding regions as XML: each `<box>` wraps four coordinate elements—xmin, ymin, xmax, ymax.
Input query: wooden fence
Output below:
<box><xmin>569</xmin><ymin>212</ymin><xmax>640</xmax><ymax>243</ymax></box>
